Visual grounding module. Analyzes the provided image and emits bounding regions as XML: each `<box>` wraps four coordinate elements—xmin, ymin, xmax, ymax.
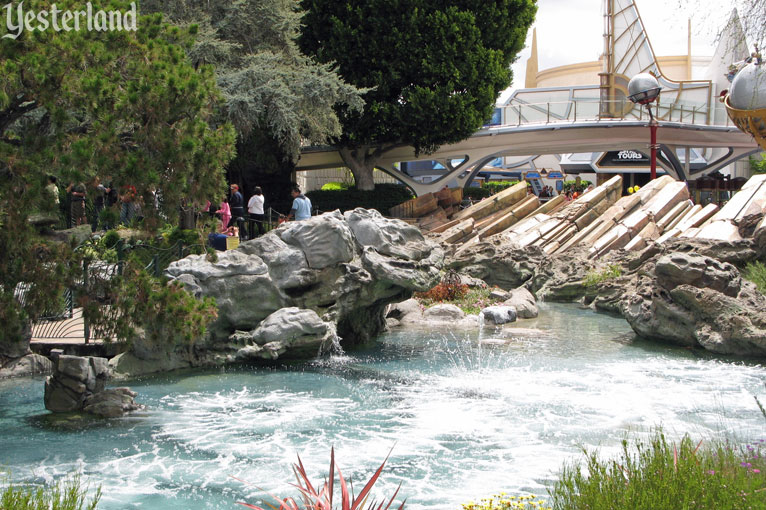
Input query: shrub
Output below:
<box><xmin>306</xmin><ymin>183</ymin><xmax>414</xmax><ymax>214</ymax></box>
<box><xmin>81</xmin><ymin>266</ymin><xmax>218</xmax><ymax>344</ymax></box>
<box><xmin>583</xmin><ymin>264</ymin><xmax>622</xmax><ymax>287</ymax></box>
<box><xmin>562</xmin><ymin>179</ymin><xmax>591</xmax><ymax>193</ymax></box>
<box><xmin>484</xmin><ymin>180</ymin><xmax>519</xmax><ymax>194</ymax></box>
<box><xmin>415</xmin><ymin>282</ymin><xmax>469</xmax><ymax>302</ymax></box>
<box><xmin>743</xmin><ymin>261</ymin><xmax>766</xmax><ymax>294</ymax></box>
<box><xmin>321</xmin><ymin>182</ymin><xmax>348</xmax><ymax>191</ymax></box>
<box><xmin>548</xmin><ymin>432</ymin><xmax>766</xmax><ymax>510</ymax></box>
<box><xmin>1</xmin><ymin>473</ymin><xmax>100</xmax><ymax>510</ymax></box>
<box><xmin>463</xmin><ymin>187</ymin><xmax>492</xmax><ymax>201</ymax></box>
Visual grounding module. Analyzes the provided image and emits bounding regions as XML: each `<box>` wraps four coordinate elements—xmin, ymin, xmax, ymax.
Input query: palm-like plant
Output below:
<box><xmin>235</xmin><ymin>447</ymin><xmax>405</xmax><ymax>510</ymax></box>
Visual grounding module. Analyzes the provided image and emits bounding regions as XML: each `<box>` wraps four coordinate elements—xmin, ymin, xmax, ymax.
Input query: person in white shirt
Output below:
<box><xmin>247</xmin><ymin>186</ymin><xmax>265</xmax><ymax>237</ymax></box>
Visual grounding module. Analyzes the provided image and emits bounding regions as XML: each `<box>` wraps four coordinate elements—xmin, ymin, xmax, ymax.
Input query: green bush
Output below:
<box><xmin>484</xmin><ymin>180</ymin><xmax>519</xmax><ymax>194</ymax></box>
<box><xmin>548</xmin><ymin>432</ymin><xmax>766</xmax><ymax>510</ymax></box>
<box><xmin>306</xmin><ymin>183</ymin><xmax>414</xmax><ymax>214</ymax></box>
<box><xmin>320</xmin><ymin>182</ymin><xmax>348</xmax><ymax>191</ymax></box>
<box><xmin>1</xmin><ymin>473</ymin><xmax>100</xmax><ymax>510</ymax></box>
<box><xmin>749</xmin><ymin>153</ymin><xmax>766</xmax><ymax>174</ymax></box>
<box><xmin>743</xmin><ymin>261</ymin><xmax>766</xmax><ymax>293</ymax></box>
<box><xmin>463</xmin><ymin>187</ymin><xmax>492</xmax><ymax>201</ymax></box>
<box><xmin>583</xmin><ymin>264</ymin><xmax>621</xmax><ymax>287</ymax></box>
<box><xmin>562</xmin><ymin>179</ymin><xmax>591</xmax><ymax>193</ymax></box>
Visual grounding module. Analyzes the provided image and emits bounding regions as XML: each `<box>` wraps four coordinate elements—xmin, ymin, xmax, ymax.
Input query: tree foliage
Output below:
<box><xmin>0</xmin><ymin>0</ymin><xmax>235</xmax><ymax>348</ymax></box>
<box><xmin>141</xmin><ymin>0</ymin><xmax>365</xmax><ymax>161</ymax></box>
<box><xmin>299</xmin><ymin>0</ymin><xmax>537</xmax><ymax>189</ymax></box>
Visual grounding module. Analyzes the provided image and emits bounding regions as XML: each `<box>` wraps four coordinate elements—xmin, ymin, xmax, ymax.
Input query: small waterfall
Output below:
<box><xmin>318</xmin><ymin>333</ymin><xmax>345</xmax><ymax>356</ymax></box>
<box><xmin>477</xmin><ymin>310</ymin><xmax>485</xmax><ymax>339</ymax></box>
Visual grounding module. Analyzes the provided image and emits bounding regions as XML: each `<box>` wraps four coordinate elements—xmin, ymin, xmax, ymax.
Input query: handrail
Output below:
<box><xmin>500</xmin><ymin>99</ymin><xmax>733</xmax><ymax>129</ymax></box>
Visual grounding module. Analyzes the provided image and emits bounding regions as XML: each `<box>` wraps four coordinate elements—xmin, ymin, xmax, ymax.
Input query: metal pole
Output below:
<box><xmin>648</xmin><ymin>103</ymin><xmax>658</xmax><ymax>180</ymax></box>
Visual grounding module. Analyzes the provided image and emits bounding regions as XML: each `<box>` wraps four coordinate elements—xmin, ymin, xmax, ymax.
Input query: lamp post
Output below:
<box><xmin>628</xmin><ymin>73</ymin><xmax>661</xmax><ymax>180</ymax></box>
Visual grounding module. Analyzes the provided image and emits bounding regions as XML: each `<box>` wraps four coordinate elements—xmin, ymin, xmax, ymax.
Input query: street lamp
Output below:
<box><xmin>628</xmin><ymin>73</ymin><xmax>661</xmax><ymax>180</ymax></box>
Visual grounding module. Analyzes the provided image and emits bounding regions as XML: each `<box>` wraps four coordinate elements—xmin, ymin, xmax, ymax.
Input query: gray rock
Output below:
<box><xmin>83</xmin><ymin>388</ymin><xmax>141</xmax><ymax>418</ymax></box>
<box><xmin>278</xmin><ymin>211</ymin><xmax>355</xmax><ymax>269</ymax></box>
<box><xmin>44</xmin><ymin>355</ymin><xmax>137</xmax><ymax>417</ymax></box>
<box><xmin>424</xmin><ymin>304</ymin><xmax>465</xmax><ymax>321</ymax></box>
<box><xmin>503</xmin><ymin>287</ymin><xmax>539</xmax><ymax>319</ymax></box>
<box><xmin>386</xmin><ymin>299</ymin><xmax>422</xmax><ymax>320</ymax></box>
<box><xmin>344</xmin><ymin>208</ymin><xmax>432</xmax><ymax>260</ymax></box>
<box><xmin>57</xmin><ymin>355</ymin><xmax>91</xmax><ymax>382</ymax></box>
<box><xmin>655</xmin><ymin>253</ymin><xmax>740</xmax><ymax>297</ymax></box>
<box><xmin>233</xmin><ymin>307</ymin><xmax>338</xmax><ymax>360</ymax></box>
<box><xmin>481</xmin><ymin>306</ymin><xmax>517</xmax><ymax>325</ymax></box>
<box><xmin>489</xmin><ymin>289</ymin><xmax>511</xmax><ymax>301</ymax></box>
<box><xmin>0</xmin><ymin>354</ymin><xmax>52</xmax><ymax>379</ymax></box>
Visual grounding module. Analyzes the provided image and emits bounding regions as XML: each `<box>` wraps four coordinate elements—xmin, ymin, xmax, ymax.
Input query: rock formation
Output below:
<box><xmin>45</xmin><ymin>354</ymin><xmax>141</xmax><ymax>417</ymax></box>
<box><xmin>111</xmin><ymin>209</ymin><xmax>443</xmax><ymax>376</ymax></box>
<box><xmin>444</xmin><ymin>174</ymin><xmax>766</xmax><ymax>357</ymax></box>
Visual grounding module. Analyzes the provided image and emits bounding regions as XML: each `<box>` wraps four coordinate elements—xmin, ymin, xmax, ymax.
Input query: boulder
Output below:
<box><xmin>481</xmin><ymin>306</ymin><xmax>517</xmax><ymax>325</ymax></box>
<box><xmin>0</xmin><ymin>353</ymin><xmax>52</xmax><ymax>379</ymax></box>
<box><xmin>157</xmin><ymin>210</ymin><xmax>444</xmax><ymax>375</ymax></box>
<box><xmin>83</xmin><ymin>388</ymin><xmax>141</xmax><ymax>418</ymax></box>
<box><xmin>424</xmin><ymin>304</ymin><xmax>465</xmax><ymax>321</ymax></box>
<box><xmin>233</xmin><ymin>307</ymin><xmax>338</xmax><ymax>361</ymax></box>
<box><xmin>45</xmin><ymin>355</ymin><xmax>139</xmax><ymax>417</ymax></box>
<box><xmin>503</xmin><ymin>287</ymin><xmax>539</xmax><ymax>318</ymax></box>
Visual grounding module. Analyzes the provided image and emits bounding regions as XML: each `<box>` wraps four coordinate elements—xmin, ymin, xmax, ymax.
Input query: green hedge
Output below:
<box><xmin>306</xmin><ymin>183</ymin><xmax>415</xmax><ymax>214</ymax></box>
<box><xmin>463</xmin><ymin>187</ymin><xmax>492</xmax><ymax>200</ymax></box>
<box><xmin>563</xmin><ymin>179</ymin><xmax>592</xmax><ymax>192</ymax></box>
<box><xmin>484</xmin><ymin>180</ymin><xmax>520</xmax><ymax>194</ymax></box>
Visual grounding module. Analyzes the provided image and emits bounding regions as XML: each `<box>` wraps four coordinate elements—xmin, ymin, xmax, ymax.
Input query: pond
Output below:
<box><xmin>1</xmin><ymin>303</ymin><xmax>765</xmax><ymax>509</ymax></box>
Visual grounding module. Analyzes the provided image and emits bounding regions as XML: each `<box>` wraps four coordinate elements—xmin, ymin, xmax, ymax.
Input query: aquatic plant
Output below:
<box><xmin>462</xmin><ymin>493</ymin><xmax>551</xmax><ymax>510</ymax></box>
<box><xmin>0</xmin><ymin>473</ymin><xmax>101</xmax><ymax>510</ymax></box>
<box><xmin>548</xmin><ymin>431</ymin><xmax>766</xmax><ymax>510</ymax></box>
<box><xmin>235</xmin><ymin>447</ymin><xmax>405</xmax><ymax>510</ymax></box>
<box><xmin>582</xmin><ymin>264</ymin><xmax>622</xmax><ymax>288</ymax></box>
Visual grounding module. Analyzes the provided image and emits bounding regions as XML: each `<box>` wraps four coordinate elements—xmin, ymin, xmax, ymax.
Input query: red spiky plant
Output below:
<box><xmin>234</xmin><ymin>447</ymin><xmax>405</xmax><ymax>510</ymax></box>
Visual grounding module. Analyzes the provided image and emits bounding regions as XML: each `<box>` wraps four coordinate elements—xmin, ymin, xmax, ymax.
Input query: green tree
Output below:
<box><xmin>141</xmin><ymin>0</ymin><xmax>365</xmax><ymax>162</ymax></box>
<box><xmin>299</xmin><ymin>0</ymin><xmax>537</xmax><ymax>190</ymax></box>
<box><xmin>0</xmin><ymin>0</ymin><xmax>235</xmax><ymax>350</ymax></box>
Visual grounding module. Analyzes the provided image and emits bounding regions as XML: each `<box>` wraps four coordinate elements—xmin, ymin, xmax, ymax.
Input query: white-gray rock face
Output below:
<box><xmin>141</xmin><ymin>209</ymin><xmax>444</xmax><ymax>375</ymax></box>
<box><xmin>232</xmin><ymin>308</ymin><xmax>337</xmax><ymax>360</ymax></box>
<box><xmin>503</xmin><ymin>287</ymin><xmax>539</xmax><ymax>318</ymax></box>
<box><xmin>481</xmin><ymin>306</ymin><xmax>517</xmax><ymax>325</ymax></box>
<box><xmin>0</xmin><ymin>353</ymin><xmax>52</xmax><ymax>379</ymax></box>
<box><xmin>386</xmin><ymin>298</ymin><xmax>478</xmax><ymax>329</ymax></box>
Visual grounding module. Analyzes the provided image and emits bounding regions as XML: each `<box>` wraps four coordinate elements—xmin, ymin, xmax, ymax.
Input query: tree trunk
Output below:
<box><xmin>338</xmin><ymin>146</ymin><xmax>383</xmax><ymax>191</ymax></box>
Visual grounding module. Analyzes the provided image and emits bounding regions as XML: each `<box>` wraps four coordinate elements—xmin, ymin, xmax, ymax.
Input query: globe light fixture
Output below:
<box><xmin>724</xmin><ymin>58</ymin><xmax>766</xmax><ymax>150</ymax></box>
<box><xmin>628</xmin><ymin>73</ymin><xmax>661</xmax><ymax>179</ymax></box>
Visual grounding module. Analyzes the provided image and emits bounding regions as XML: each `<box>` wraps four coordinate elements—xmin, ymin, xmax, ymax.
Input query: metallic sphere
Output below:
<box><xmin>729</xmin><ymin>62</ymin><xmax>766</xmax><ymax>110</ymax></box>
<box><xmin>628</xmin><ymin>73</ymin><xmax>661</xmax><ymax>104</ymax></box>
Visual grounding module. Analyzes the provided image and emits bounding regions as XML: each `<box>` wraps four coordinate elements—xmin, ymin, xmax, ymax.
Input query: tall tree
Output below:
<box><xmin>141</xmin><ymin>0</ymin><xmax>365</xmax><ymax>162</ymax></box>
<box><xmin>0</xmin><ymin>0</ymin><xmax>235</xmax><ymax>350</ymax></box>
<box><xmin>300</xmin><ymin>0</ymin><xmax>537</xmax><ymax>190</ymax></box>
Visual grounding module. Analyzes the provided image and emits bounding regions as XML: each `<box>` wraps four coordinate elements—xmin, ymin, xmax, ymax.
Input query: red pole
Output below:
<box><xmin>649</xmin><ymin>120</ymin><xmax>658</xmax><ymax>180</ymax></box>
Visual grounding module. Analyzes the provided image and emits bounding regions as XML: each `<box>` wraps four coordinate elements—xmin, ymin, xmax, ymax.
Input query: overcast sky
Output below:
<box><xmin>507</xmin><ymin>0</ymin><xmax>721</xmax><ymax>93</ymax></box>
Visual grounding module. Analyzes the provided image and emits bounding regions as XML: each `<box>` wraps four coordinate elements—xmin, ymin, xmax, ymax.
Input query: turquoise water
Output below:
<box><xmin>2</xmin><ymin>303</ymin><xmax>766</xmax><ymax>509</ymax></box>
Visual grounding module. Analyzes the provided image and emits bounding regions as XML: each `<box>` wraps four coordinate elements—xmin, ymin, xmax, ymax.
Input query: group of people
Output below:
<box><xmin>209</xmin><ymin>184</ymin><xmax>313</xmax><ymax>241</ymax></box>
<box><xmin>46</xmin><ymin>175</ymin><xmax>145</xmax><ymax>231</ymax></box>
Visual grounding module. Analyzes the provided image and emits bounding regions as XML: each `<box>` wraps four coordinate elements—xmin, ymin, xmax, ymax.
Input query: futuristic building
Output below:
<box><xmin>296</xmin><ymin>0</ymin><xmax>760</xmax><ymax>197</ymax></box>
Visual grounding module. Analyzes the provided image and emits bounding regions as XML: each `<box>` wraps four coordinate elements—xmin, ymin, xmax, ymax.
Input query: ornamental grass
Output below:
<box><xmin>547</xmin><ymin>432</ymin><xmax>766</xmax><ymax>510</ymax></box>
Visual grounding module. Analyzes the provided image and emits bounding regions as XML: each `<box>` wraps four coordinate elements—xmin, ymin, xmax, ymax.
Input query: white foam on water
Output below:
<box><xmin>3</xmin><ymin>304</ymin><xmax>766</xmax><ymax>510</ymax></box>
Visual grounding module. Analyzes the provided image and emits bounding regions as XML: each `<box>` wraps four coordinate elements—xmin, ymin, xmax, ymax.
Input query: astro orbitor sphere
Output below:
<box><xmin>729</xmin><ymin>62</ymin><xmax>766</xmax><ymax>110</ymax></box>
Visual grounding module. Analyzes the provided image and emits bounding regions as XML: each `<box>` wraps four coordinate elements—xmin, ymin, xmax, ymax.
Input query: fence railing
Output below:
<box><xmin>500</xmin><ymin>99</ymin><xmax>733</xmax><ymax>128</ymax></box>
